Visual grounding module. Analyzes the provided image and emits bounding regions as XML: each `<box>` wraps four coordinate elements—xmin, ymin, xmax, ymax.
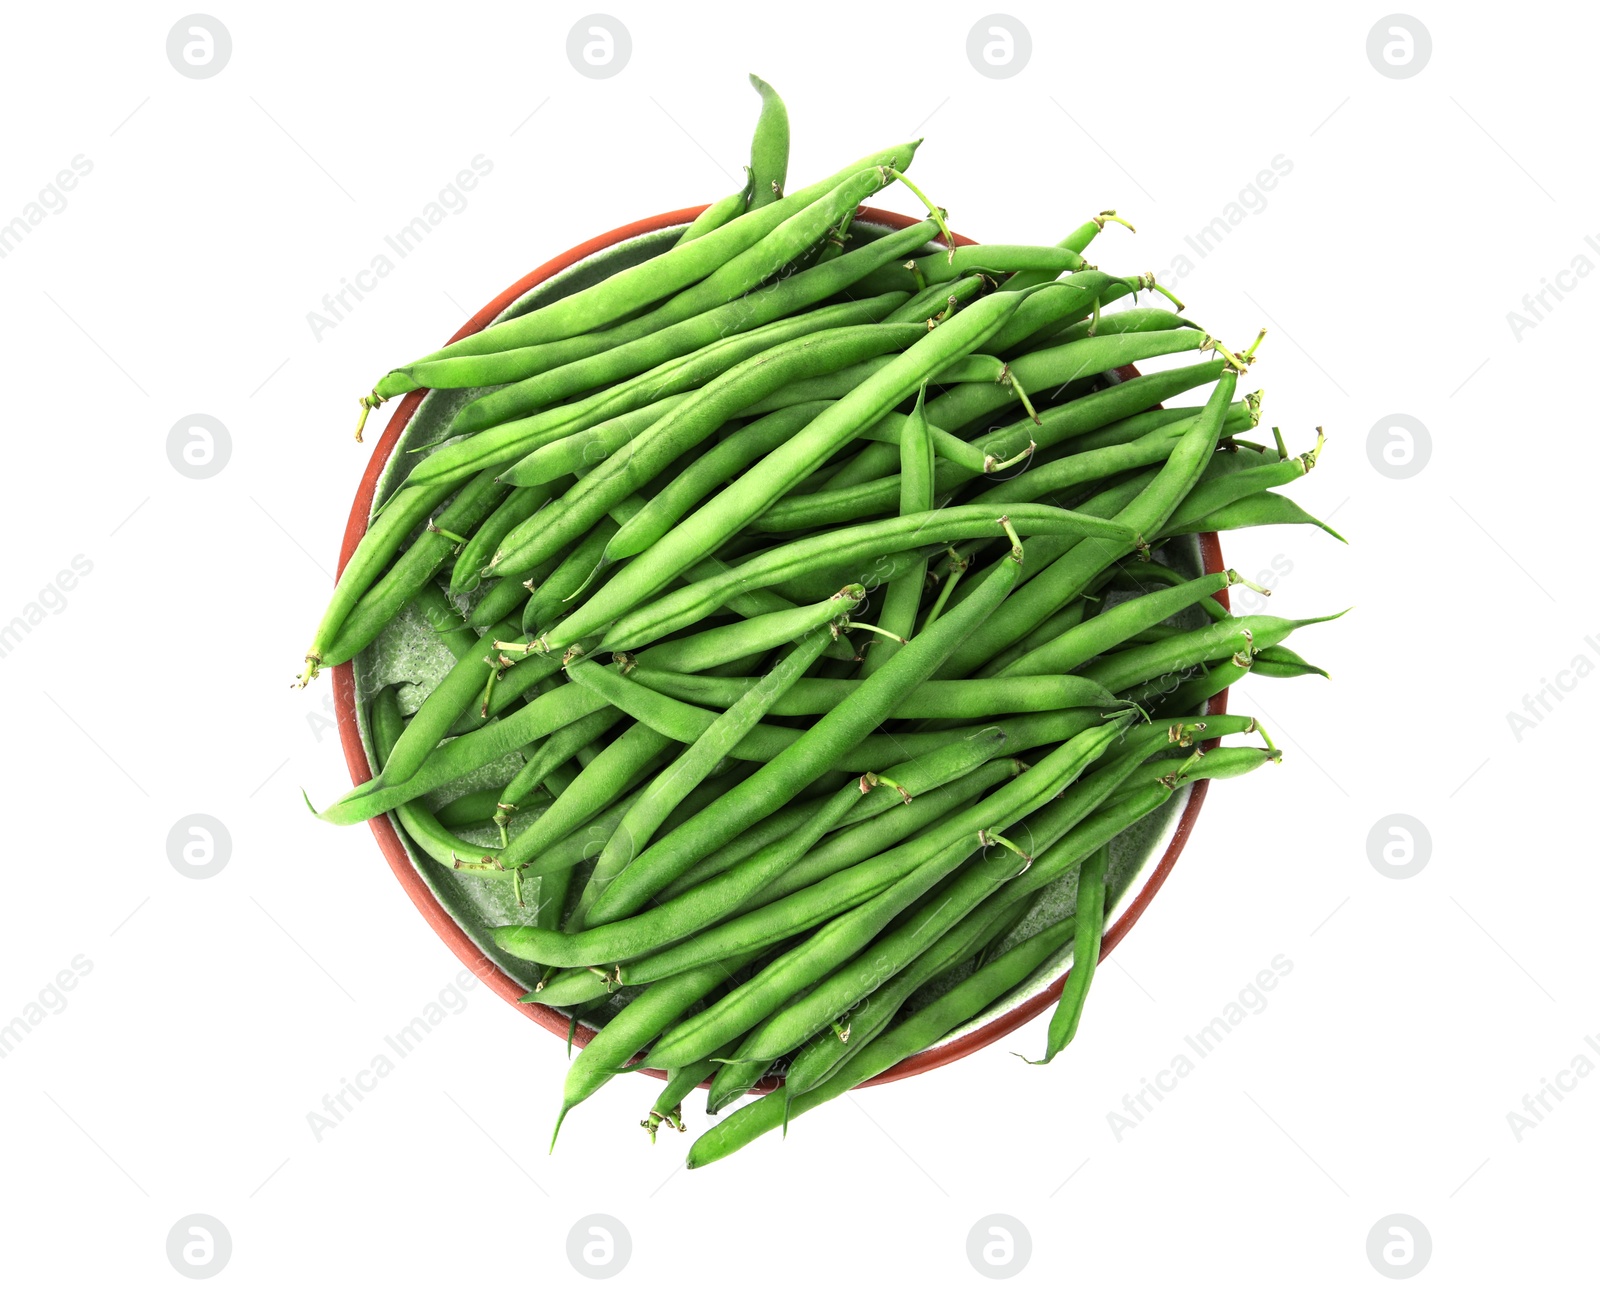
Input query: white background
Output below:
<box><xmin>0</xmin><ymin>2</ymin><xmax>1591</xmax><ymax>1289</ymax></box>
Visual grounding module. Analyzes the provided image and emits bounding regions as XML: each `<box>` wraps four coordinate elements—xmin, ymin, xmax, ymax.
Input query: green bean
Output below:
<box><xmin>507</xmin><ymin>729</ymin><xmax>1011</xmax><ymax>970</ymax></box>
<box><xmin>1164</xmin><ymin>490</ymin><xmax>1347</xmax><ymax>543</ymax></box>
<box><xmin>408</xmin><ymin>582</ymin><xmax>478</xmax><ymax>660</ymax></box>
<box><xmin>519</xmin><ymin>514</ymin><xmax>624</xmax><ymax>633</ymax></box>
<box><xmin>507</xmin><ymin>780</ymin><xmax>881</xmax><ymax>984</ymax></box>
<box><xmin>746</xmin><ymin>75</ymin><xmax>789</xmax><ymax>207</ymax></box>
<box><xmin>1033</xmin><ymin>844</ymin><xmax>1108</xmax><ymax>1064</ymax></box>
<box><xmin>970</xmin><ymin>402</ymin><xmax>1260</xmax><ymax>511</ymax></box>
<box><xmin>375</xmin><ymin>140</ymin><xmax>919</xmax><ymax>373</ymax></box>
<box><xmin>493</xmin><ymin>706</ymin><xmax>624</xmax><ymax>841</ymax></box>
<box><xmin>368</xmin><ymin>688</ymin><xmax>502</xmax><ymax>871</ymax></box>
<box><xmin>1060</xmin><ymin>390</ymin><xmax>1259</xmax><ymax>457</ymax></box>
<box><xmin>686</xmin><ymin>916</ymin><xmax>1081</xmax><ymax>1167</ymax></box>
<box><xmin>1094</xmin><ymin>560</ymin><xmax>1229</xmax><ymax>623</ymax></box>
<box><xmin>373</xmin><ymin>617</ymin><xmax>518</xmax><ymax>787</ymax></box>
<box><xmin>616</xmin><ymin>714</ymin><xmax>1131</xmax><ymax>1019</ymax></box>
<box><xmin>978</xmin><ymin>599</ymin><xmax>1088</xmax><ymax>677</ymax></box>
<box><xmin>706</xmin><ymin>1055</ymin><xmax>775</xmax><ymax>1113</ymax></box>
<box><xmin>859</xmin><ymin>406</ymin><xmax>992</xmax><ymax>473</ymax></box>
<box><xmin>652</xmin><ymin>787</ymin><xmax>847</xmax><ymax>903</ymax></box>
<box><xmin>568</xmin><ymin>628</ymin><xmax>832</xmax><ymax>931</ymax></box>
<box><xmin>1158</xmin><ymin>435</ymin><xmax>1324</xmax><ymax>537</ymax></box>
<box><xmin>433</xmin><ymin>787</ymin><xmax>509</xmax><ymax>831</ymax></box>
<box><xmin>658</xmin><ymin>734</ymin><xmax>1006</xmax><ymax>903</ymax></box>
<box><xmin>687</xmin><ymin>738</ymin><xmax>1282</xmax><ymax>1164</ymax></box>
<box><xmin>1251</xmin><ymin>644</ymin><xmax>1329</xmax><ymax>679</ymax></box>
<box><xmin>1083</xmin><ymin>611</ymin><xmax>1341</xmax><ymax>694</ymax></box>
<box><xmin>563</xmin><ymin>661</ymin><xmax>801</xmax><ymax>761</ymax></box>
<box><xmin>625</xmin><ymin>668</ymin><xmax>1115</xmax><ymax>717</ymax></box>
<box><xmin>449</xmin><ymin>483</ymin><xmax>560</xmax><ymax>595</ymax></box>
<box><xmin>308</xmin><ymin>401</ymin><xmax>684</xmax><ymax>680</ymax></box>
<box><xmin>478</xmin><ymin>651</ymin><xmax>567</xmax><ymax>721</ymax></box>
<box><xmin>1003</xmin><ymin>211</ymin><xmax>1129</xmax><ymax>291</ymax></box>
<box><xmin>642</xmin><ymin>1058</ymin><xmax>719</xmax><ymax>1140</ymax></box>
<box><xmin>606</xmin><ymin>402</ymin><xmax>832</xmax><ymax>560</ymax></box>
<box><xmin>501</xmin><ymin>721</ymin><xmax>678</xmax><ymax>870</ymax></box>
<box><xmin>984</xmin><ymin>271</ymin><xmax>1151</xmax><ymax>355</ymax></box>
<box><xmin>725</xmin><ymin>718</ymin><xmax>1138</xmax><ymax>1062</ymax></box>
<box><xmin>451</xmin><ymin>215</ymin><xmax>938</xmax><ymax>434</ymax></box>
<box><xmin>552</xmin><ymin>950</ymin><xmax>763</xmax><ymax>1146</ymax></box>
<box><xmin>318</xmin><ymin>468</ymin><xmax>508</xmax><ymax>670</ymax></box>
<box><xmin>676</xmin><ymin>188</ymin><xmax>748</xmax><ymax>245</ymax></box>
<box><xmin>484</xmin><ymin>323</ymin><xmax>924</xmax><ymax>586</ymax></box>
<box><xmin>737</xmin><ymin>354</ymin><xmax>899</xmax><ymax>417</ymax></box>
<box><xmin>740</xmin><ymin>762</ymin><xmax>1019</xmax><ymax>911</ymax></box>
<box><xmin>760</xmin><ymin>384</ymin><xmax>1224</xmax><ymax>531</ymax></box>
<box><xmin>538</xmin><ymin>290</ymin><xmax>1034</xmax><ymax>653</ymax></box>
<box><xmin>1041</xmin><ymin>305</ymin><xmax>1194</xmax><ymax>350</ymax></box>
<box><xmin>932</xmin><ymin>368</ymin><xmax>1241</xmax><ymax>679</ymax></box>
<box><xmin>302</xmin><ymin>474</ymin><xmax>481</xmax><ymax>682</ymax></box>
<box><xmin>866</xmin><ymin>385</ymin><xmax>934</xmax><ymax>675</ymax></box>
<box><xmin>821</xmin><ymin>356</ymin><xmax>1230</xmax><ymax>499</ymax></box>
<box><xmin>407</xmin><ymin>299</ymin><xmax>910</xmax><ymax>505</ymax></box>
<box><xmin>995</xmin><ymin>571</ymin><xmax>1239</xmax><ymax>678</ymax></box>
<box><xmin>625</xmin><ymin>585</ymin><xmax>864</xmax><ymax>673</ymax></box>
<box><xmin>588</xmin><ymin>542</ymin><xmax>1029</xmax><ymax>923</ymax></box>
<box><xmin>884</xmin><ymin>273</ymin><xmax>987</xmax><ymax>325</ymax></box>
<box><xmin>907</xmin><ymin>327</ymin><xmax>1217</xmax><ymax>448</ymax></box>
<box><xmin>912</xmin><ymin>244</ymin><xmax>1084</xmax><ymax>284</ymax></box>
<box><xmin>782</xmin><ymin>889</ymin><xmax>1033</xmax><ymax>1096</ymax></box>
<box><xmin>597</xmin><ymin>503</ymin><xmax>1132</xmax><ymax>654</ymax></box>
<box><xmin>314</xmin><ymin>681</ymin><xmax>616</xmax><ymax>826</ymax></box>
<box><xmin>646</xmin><ymin>833</ymin><xmax>992</xmax><ymax>1070</ymax></box>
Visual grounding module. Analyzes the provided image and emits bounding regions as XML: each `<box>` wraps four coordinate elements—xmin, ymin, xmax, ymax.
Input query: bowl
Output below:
<box><xmin>332</xmin><ymin>206</ymin><xmax>1230</xmax><ymax>1090</ymax></box>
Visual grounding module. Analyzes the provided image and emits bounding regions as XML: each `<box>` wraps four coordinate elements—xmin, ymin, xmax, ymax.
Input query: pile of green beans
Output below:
<box><xmin>302</xmin><ymin>77</ymin><xmax>1344</xmax><ymax>1168</ymax></box>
